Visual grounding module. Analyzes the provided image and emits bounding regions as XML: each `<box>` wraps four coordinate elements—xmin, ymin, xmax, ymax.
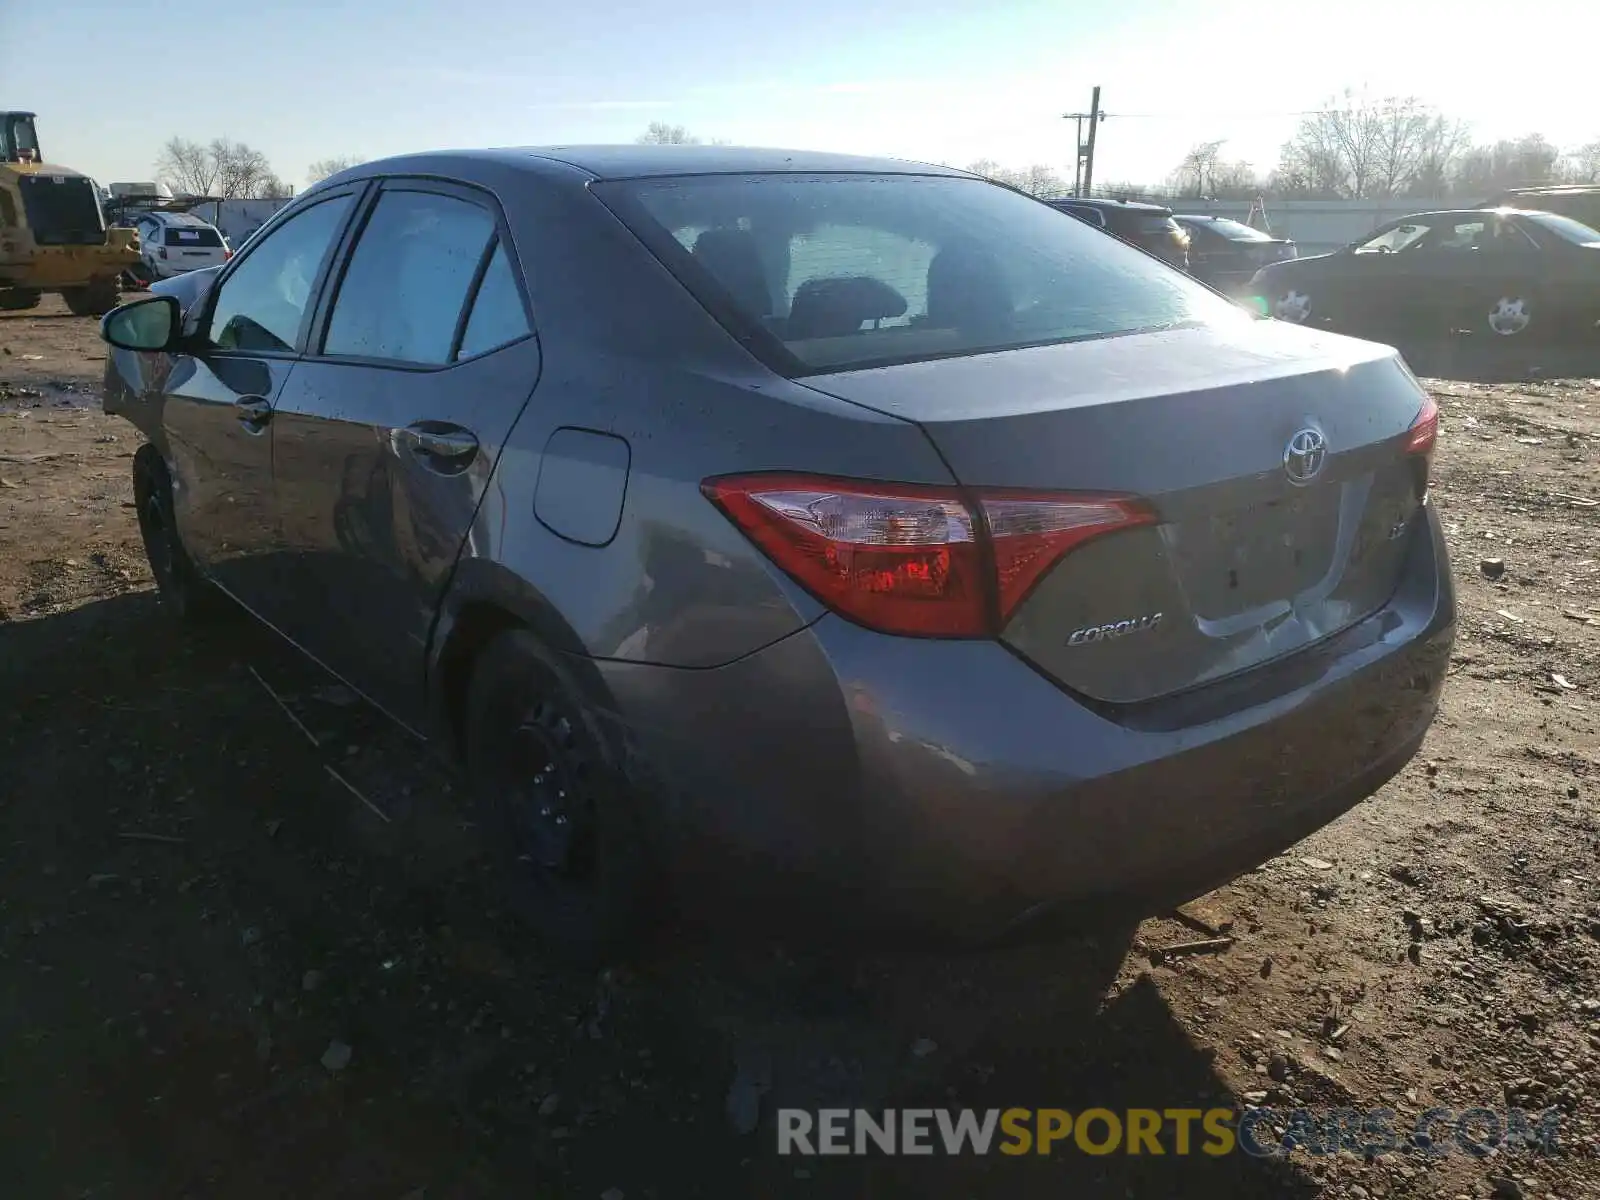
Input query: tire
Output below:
<box><xmin>132</xmin><ymin>446</ymin><xmax>223</xmax><ymax>622</ymax></box>
<box><xmin>62</xmin><ymin>280</ymin><xmax>120</xmax><ymax>317</ymax></box>
<box><xmin>0</xmin><ymin>289</ymin><xmax>42</xmax><ymax>311</ymax></box>
<box><xmin>464</xmin><ymin>628</ymin><xmax>653</xmax><ymax>962</ymax></box>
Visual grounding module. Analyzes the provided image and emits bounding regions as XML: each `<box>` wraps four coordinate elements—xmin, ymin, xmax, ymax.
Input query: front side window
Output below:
<box><xmin>323</xmin><ymin>189</ymin><xmax>496</xmax><ymax>365</ymax></box>
<box><xmin>1423</xmin><ymin>219</ymin><xmax>1487</xmax><ymax>251</ymax></box>
<box><xmin>207</xmin><ymin>194</ymin><xmax>354</xmax><ymax>353</ymax></box>
<box><xmin>598</xmin><ymin>173</ymin><xmax>1241</xmax><ymax>374</ymax></box>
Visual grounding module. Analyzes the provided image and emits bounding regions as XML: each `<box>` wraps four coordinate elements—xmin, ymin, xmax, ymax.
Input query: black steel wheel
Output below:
<box><xmin>132</xmin><ymin>446</ymin><xmax>221</xmax><ymax>622</ymax></box>
<box><xmin>465</xmin><ymin>628</ymin><xmax>653</xmax><ymax>961</ymax></box>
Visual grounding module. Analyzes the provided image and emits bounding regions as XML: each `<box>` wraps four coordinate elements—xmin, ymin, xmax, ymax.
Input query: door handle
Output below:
<box><xmin>398</xmin><ymin>421</ymin><xmax>478</xmax><ymax>472</ymax></box>
<box><xmin>235</xmin><ymin>395</ymin><xmax>271</xmax><ymax>432</ymax></box>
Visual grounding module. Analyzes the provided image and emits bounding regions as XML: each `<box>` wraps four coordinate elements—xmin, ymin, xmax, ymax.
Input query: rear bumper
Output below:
<box><xmin>598</xmin><ymin>503</ymin><xmax>1455</xmax><ymax>945</ymax></box>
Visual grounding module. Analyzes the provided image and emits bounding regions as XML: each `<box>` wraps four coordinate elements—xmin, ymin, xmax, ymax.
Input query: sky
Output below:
<box><xmin>5</xmin><ymin>0</ymin><xmax>1593</xmax><ymax>193</ymax></box>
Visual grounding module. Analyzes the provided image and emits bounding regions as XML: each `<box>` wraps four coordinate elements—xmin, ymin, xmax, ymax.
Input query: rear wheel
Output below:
<box><xmin>132</xmin><ymin>446</ymin><xmax>222</xmax><ymax>622</ymax></box>
<box><xmin>1270</xmin><ymin>288</ymin><xmax>1314</xmax><ymax>324</ymax></box>
<box><xmin>465</xmin><ymin>629</ymin><xmax>653</xmax><ymax>962</ymax></box>
<box><xmin>0</xmin><ymin>289</ymin><xmax>41</xmax><ymax>311</ymax></box>
<box><xmin>1484</xmin><ymin>293</ymin><xmax>1536</xmax><ymax>339</ymax></box>
<box><xmin>62</xmin><ymin>280</ymin><xmax>120</xmax><ymax>317</ymax></box>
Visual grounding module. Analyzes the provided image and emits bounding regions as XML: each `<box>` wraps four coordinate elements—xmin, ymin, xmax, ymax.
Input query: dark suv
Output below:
<box><xmin>1047</xmin><ymin>197</ymin><xmax>1190</xmax><ymax>270</ymax></box>
<box><xmin>1480</xmin><ymin>185</ymin><xmax>1600</xmax><ymax>231</ymax></box>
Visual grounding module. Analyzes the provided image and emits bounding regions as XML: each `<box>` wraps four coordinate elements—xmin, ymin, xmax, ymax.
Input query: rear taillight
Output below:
<box><xmin>702</xmin><ymin>473</ymin><xmax>1154</xmax><ymax>638</ymax></box>
<box><xmin>1403</xmin><ymin>394</ymin><xmax>1439</xmax><ymax>497</ymax></box>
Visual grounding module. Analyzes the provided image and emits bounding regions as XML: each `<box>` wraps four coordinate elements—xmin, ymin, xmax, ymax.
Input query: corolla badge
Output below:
<box><xmin>1068</xmin><ymin>612</ymin><xmax>1164</xmax><ymax>647</ymax></box>
<box><xmin>1283</xmin><ymin>427</ymin><xmax>1327</xmax><ymax>486</ymax></box>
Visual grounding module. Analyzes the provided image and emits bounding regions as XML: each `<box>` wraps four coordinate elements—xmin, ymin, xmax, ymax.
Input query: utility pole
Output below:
<box><xmin>1082</xmin><ymin>86</ymin><xmax>1104</xmax><ymax>196</ymax></box>
<box><xmin>1064</xmin><ymin>87</ymin><xmax>1106</xmax><ymax>197</ymax></box>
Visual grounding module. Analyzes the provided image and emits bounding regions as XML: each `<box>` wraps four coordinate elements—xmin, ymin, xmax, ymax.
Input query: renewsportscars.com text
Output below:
<box><xmin>777</xmin><ymin>1106</ymin><xmax>1562</xmax><ymax>1158</ymax></box>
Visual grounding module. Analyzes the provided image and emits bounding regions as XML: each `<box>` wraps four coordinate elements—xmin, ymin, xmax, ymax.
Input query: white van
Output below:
<box><xmin>134</xmin><ymin>210</ymin><xmax>231</xmax><ymax>280</ymax></box>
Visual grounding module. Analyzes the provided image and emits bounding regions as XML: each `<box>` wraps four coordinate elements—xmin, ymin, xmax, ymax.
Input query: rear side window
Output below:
<box><xmin>324</xmin><ymin>190</ymin><xmax>496</xmax><ymax>365</ymax></box>
<box><xmin>1189</xmin><ymin>217</ymin><xmax>1274</xmax><ymax>243</ymax></box>
<box><xmin>456</xmin><ymin>241</ymin><xmax>532</xmax><ymax>360</ymax></box>
<box><xmin>164</xmin><ymin>226</ymin><xmax>223</xmax><ymax>247</ymax></box>
<box><xmin>1522</xmin><ymin>211</ymin><xmax>1600</xmax><ymax>246</ymax></box>
<box><xmin>598</xmin><ymin>174</ymin><xmax>1236</xmax><ymax>374</ymax></box>
<box><xmin>1053</xmin><ymin>204</ymin><xmax>1105</xmax><ymax>227</ymax></box>
<box><xmin>1128</xmin><ymin>213</ymin><xmax>1180</xmax><ymax>236</ymax></box>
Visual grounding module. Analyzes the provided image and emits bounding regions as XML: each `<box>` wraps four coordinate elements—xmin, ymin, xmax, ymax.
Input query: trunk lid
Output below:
<box><xmin>800</xmin><ymin>322</ymin><xmax>1432</xmax><ymax>704</ymax></box>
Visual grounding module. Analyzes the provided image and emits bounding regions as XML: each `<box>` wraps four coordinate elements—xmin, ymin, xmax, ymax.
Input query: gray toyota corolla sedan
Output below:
<box><xmin>98</xmin><ymin>146</ymin><xmax>1454</xmax><ymax>958</ymax></box>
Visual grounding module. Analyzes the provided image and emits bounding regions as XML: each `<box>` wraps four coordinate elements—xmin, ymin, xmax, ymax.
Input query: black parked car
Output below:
<box><xmin>1047</xmin><ymin>197</ymin><xmax>1190</xmax><ymax>270</ymax></box>
<box><xmin>1175</xmin><ymin>214</ymin><xmax>1296</xmax><ymax>293</ymax></box>
<box><xmin>1248</xmin><ymin>207</ymin><xmax>1600</xmax><ymax>342</ymax></box>
<box><xmin>1480</xmin><ymin>185</ymin><xmax>1600</xmax><ymax>231</ymax></box>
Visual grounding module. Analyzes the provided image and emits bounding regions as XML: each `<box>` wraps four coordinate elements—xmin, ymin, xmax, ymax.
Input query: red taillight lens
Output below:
<box><xmin>981</xmin><ymin>492</ymin><xmax>1156</xmax><ymax>623</ymax></box>
<box><xmin>1404</xmin><ymin>394</ymin><xmax>1438</xmax><ymax>457</ymax></box>
<box><xmin>702</xmin><ymin>473</ymin><xmax>1153</xmax><ymax>638</ymax></box>
<box><xmin>1403</xmin><ymin>394</ymin><xmax>1439</xmax><ymax>496</ymax></box>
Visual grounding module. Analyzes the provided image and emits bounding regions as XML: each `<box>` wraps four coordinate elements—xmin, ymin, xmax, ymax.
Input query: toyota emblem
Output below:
<box><xmin>1283</xmin><ymin>427</ymin><xmax>1327</xmax><ymax>486</ymax></box>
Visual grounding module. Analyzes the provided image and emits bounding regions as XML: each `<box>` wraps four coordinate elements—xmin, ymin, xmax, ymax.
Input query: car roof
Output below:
<box><xmin>139</xmin><ymin>210</ymin><xmax>218</xmax><ymax>227</ymax></box>
<box><xmin>1388</xmin><ymin>208</ymin><xmax>1542</xmax><ymax>221</ymax></box>
<box><xmin>1494</xmin><ymin>184</ymin><xmax>1600</xmax><ymax>196</ymax></box>
<box><xmin>1048</xmin><ymin>197</ymin><xmax>1172</xmax><ymax>213</ymax></box>
<box><xmin>347</xmin><ymin>145</ymin><xmax>974</xmax><ymax>183</ymax></box>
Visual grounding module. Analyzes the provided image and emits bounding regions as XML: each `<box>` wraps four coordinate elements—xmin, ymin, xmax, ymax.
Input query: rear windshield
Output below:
<box><xmin>597</xmin><ymin>174</ymin><xmax>1243</xmax><ymax>374</ymax></box>
<box><xmin>163</xmin><ymin>225</ymin><xmax>224</xmax><ymax>247</ymax></box>
<box><xmin>1187</xmin><ymin>217</ymin><xmax>1274</xmax><ymax>242</ymax></box>
<box><xmin>1522</xmin><ymin>211</ymin><xmax>1600</xmax><ymax>246</ymax></box>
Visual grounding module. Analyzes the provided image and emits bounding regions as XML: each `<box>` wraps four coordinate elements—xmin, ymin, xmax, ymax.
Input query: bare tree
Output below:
<box><xmin>1454</xmin><ymin>134</ymin><xmax>1562</xmax><ymax>196</ymax></box>
<box><xmin>1276</xmin><ymin>91</ymin><xmax>1457</xmax><ymax>199</ymax></box>
<box><xmin>963</xmin><ymin>160</ymin><xmax>1066</xmax><ymax>196</ymax></box>
<box><xmin>1171</xmin><ymin>140</ymin><xmax>1260</xmax><ymax>199</ymax></box>
<box><xmin>307</xmin><ymin>156</ymin><xmax>360</xmax><ymax>185</ymax></box>
<box><xmin>156</xmin><ymin>137</ymin><xmax>220</xmax><ymax>196</ymax></box>
<box><xmin>636</xmin><ymin>122</ymin><xmax>700</xmax><ymax>145</ymax></box>
<box><xmin>211</xmin><ymin>138</ymin><xmax>276</xmax><ymax>199</ymax></box>
<box><xmin>1564</xmin><ymin>141</ymin><xmax>1600</xmax><ymax>183</ymax></box>
<box><xmin>1172</xmin><ymin>140</ymin><xmax>1225</xmax><ymax>197</ymax></box>
<box><xmin>155</xmin><ymin>136</ymin><xmax>284</xmax><ymax>198</ymax></box>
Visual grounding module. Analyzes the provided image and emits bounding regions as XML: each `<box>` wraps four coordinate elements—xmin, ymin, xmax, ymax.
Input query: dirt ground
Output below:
<box><xmin>2</xmin><ymin>295</ymin><xmax>1599</xmax><ymax>1200</ymax></box>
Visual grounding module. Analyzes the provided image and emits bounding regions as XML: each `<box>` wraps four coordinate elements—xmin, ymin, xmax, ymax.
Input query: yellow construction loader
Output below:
<box><xmin>0</xmin><ymin>111</ymin><xmax>140</xmax><ymax>315</ymax></box>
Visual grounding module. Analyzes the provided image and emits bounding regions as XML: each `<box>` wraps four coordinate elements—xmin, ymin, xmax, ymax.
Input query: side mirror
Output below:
<box><xmin>100</xmin><ymin>295</ymin><xmax>181</xmax><ymax>353</ymax></box>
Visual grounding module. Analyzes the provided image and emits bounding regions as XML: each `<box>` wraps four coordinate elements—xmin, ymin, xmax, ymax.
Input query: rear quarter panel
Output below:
<box><xmin>446</xmin><ymin>170</ymin><xmax>957</xmax><ymax>669</ymax></box>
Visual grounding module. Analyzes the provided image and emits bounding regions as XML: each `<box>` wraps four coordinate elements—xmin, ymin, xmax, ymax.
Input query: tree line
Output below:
<box><xmin>154</xmin><ymin>138</ymin><xmax>364</xmax><ymax>198</ymax></box>
<box><xmin>152</xmin><ymin>123</ymin><xmax>706</xmax><ymax>199</ymax></box>
<box><xmin>971</xmin><ymin>93</ymin><xmax>1600</xmax><ymax>203</ymax></box>
<box><xmin>160</xmin><ymin>100</ymin><xmax>1600</xmax><ymax>204</ymax></box>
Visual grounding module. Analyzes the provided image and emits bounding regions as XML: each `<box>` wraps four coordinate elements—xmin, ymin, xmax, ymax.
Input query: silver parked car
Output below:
<box><xmin>98</xmin><ymin>146</ymin><xmax>1455</xmax><ymax>958</ymax></box>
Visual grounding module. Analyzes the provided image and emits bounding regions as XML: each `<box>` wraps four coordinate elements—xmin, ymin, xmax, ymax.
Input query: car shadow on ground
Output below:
<box><xmin>1392</xmin><ymin>334</ymin><xmax>1600</xmax><ymax>383</ymax></box>
<box><xmin>2</xmin><ymin>594</ymin><xmax>1324</xmax><ymax>1198</ymax></box>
